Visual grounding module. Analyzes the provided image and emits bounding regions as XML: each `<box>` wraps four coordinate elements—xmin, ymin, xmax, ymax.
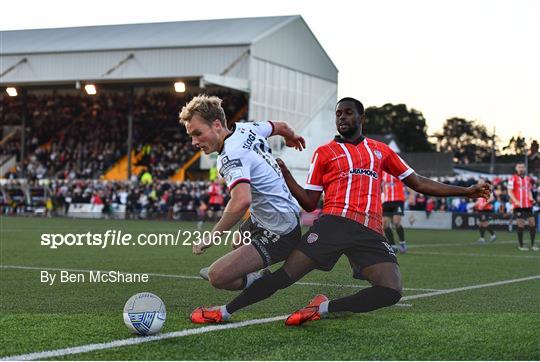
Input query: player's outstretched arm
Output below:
<box><xmin>403</xmin><ymin>173</ymin><xmax>491</xmax><ymax>199</ymax></box>
<box><xmin>270</xmin><ymin>121</ymin><xmax>306</xmax><ymax>151</ymax></box>
<box><xmin>276</xmin><ymin>158</ymin><xmax>321</xmax><ymax>211</ymax></box>
<box><xmin>192</xmin><ymin>183</ymin><xmax>251</xmax><ymax>255</ymax></box>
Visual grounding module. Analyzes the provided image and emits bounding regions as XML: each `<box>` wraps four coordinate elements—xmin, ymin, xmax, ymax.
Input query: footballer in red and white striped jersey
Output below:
<box><xmin>382</xmin><ymin>171</ymin><xmax>406</xmax><ymax>203</ymax></box>
<box><xmin>508</xmin><ymin>174</ymin><xmax>534</xmax><ymax>209</ymax></box>
<box><xmin>473</xmin><ymin>179</ymin><xmax>497</xmax><ymax>244</ymax></box>
<box><xmin>475</xmin><ymin>196</ymin><xmax>493</xmax><ymax>212</ymax></box>
<box><xmin>304</xmin><ymin>136</ymin><xmax>413</xmax><ymax>235</ymax></box>
<box><xmin>507</xmin><ymin>163</ymin><xmax>536</xmax><ymax>251</ymax></box>
<box><xmin>381</xmin><ymin>171</ymin><xmax>408</xmax><ymax>252</ymax></box>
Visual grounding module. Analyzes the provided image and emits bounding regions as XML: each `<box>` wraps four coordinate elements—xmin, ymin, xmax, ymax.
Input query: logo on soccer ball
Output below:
<box><xmin>307</xmin><ymin>233</ymin><xmax>319</xmax><ymax>244</ymax></box>
<box><xmin>374</xmin><ymin>150</ymin><xmax>383</xmax><ymax>160</ymax></box>
<box><xmin>123</xmin><ymin>292</ymin><xmax>166</xmax><ymax>336</ymax></box>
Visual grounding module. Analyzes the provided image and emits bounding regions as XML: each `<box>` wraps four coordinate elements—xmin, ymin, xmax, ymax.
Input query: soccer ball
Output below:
<box><xmin>123</xmin><ymin>292</ymin><xmax>166</xmax><ymax>335</ymax></box>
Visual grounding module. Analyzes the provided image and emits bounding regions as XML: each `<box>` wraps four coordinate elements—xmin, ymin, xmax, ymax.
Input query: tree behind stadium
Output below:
<box><xmin>434</xmin><ymin>117</ymin><xmax>495</xmax><ymax>164</ymax></box>
<box><xmin>364</xmin><ymin>103</ymin><xmax>434</xmax><ymax>152</ymax></box>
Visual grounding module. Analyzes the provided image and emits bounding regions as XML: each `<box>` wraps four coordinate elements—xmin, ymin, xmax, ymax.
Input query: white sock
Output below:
<box><xmin>244</xmin><ymin>272</ymin><xmax>262</xmax><ymax>289</ymax></box>
<box><xmin>318</xmin><ymin>300</ymin><xmax>329</xmax><ymax>317</ymax></box>
<box><xmin>220</xmin><ymin>305</ymin><xmax>231</xmax><ymax>320</ymax></box>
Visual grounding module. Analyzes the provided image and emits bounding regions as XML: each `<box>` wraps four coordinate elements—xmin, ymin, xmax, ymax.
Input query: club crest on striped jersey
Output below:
<box><xmin>374</xmin><ymin>150</ymin><xmax>383</xmax><ymax>160</ymax></box>
<box><xmin>307</xmin><ymin>233</ymin><xmax>319</xmax><ymax>244</ymax></box>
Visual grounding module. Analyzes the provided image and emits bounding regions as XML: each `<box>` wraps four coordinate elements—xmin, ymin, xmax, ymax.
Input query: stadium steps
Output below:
<box><xmin>170</xmin><ymin>151</ymin><xmax>202</xmax><ymax>182</ymax></box>
<box><xmin>102</xmin><ymin>150</ymin><xmax>146</xmax><ymax>181</ymax></box>
<box><xmin>0</xmin><ymin>128</ymin><xmax>20</xmax><ymax>147</ymax></box>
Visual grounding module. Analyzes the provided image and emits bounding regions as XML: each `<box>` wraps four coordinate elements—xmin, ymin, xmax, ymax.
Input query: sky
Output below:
<box><xmin>1</xmin><ymin>0</ymin><xmax>539</xmax><ymax>145</ymax></box>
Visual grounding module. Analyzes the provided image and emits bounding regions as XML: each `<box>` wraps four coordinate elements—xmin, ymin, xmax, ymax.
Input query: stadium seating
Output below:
<box><xmin>0</xmin><ymin>90</ymin><xmax>247</xmax><ymax>181</ymax></box>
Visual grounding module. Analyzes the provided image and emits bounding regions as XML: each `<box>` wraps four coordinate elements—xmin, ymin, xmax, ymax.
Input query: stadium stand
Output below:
<box><xmin>0</xmin><ymin>90</ymin><xmax>247</xmax><ymax>181</ymax></box>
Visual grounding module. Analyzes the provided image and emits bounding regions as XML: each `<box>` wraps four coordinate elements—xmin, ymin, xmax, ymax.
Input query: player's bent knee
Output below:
<box><xmin>207</xmin><ymin>266</ymin><xmax>231</xmax><ymax>289</ymax></box>
<box><xmin>363</xmin><ymin>263</ymin><xmax>403</xmax><ymax>293</ymax></box>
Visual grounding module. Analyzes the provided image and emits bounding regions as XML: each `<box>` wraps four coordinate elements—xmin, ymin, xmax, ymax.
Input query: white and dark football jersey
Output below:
<box><xmin>217</xmin><ymin>121</ymin><xmax>300</xmax><ymax>235</ymax></box>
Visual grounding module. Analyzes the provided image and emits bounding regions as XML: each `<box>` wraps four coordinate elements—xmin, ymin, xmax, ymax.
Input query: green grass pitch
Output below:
<box><xmin>1</xmin><ymin>216</ymin><xmax>539</xmax><ymax>360</ymax></box>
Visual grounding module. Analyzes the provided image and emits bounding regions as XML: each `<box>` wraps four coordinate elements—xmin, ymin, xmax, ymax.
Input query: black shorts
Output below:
<box><xmin>382</xmin><ymin>201</ymin><xmax>405</xmax><ymax>216</ymax></box>
<box><xmin>513</xmin><ymin>208</ymin><xmax>533</xmax><ymax>219</ymax></box>
<box><xmin>297</xmin><ymin>214</ymin><xmax>398</xmax><ymax>280</ymax></box>
<box><xmin>239</xmin><ymin>217</ymin><xmax>301</xmax><ymax>268</ymax></box>
<box><xmin>209</xmin><ymin>203</ymin><xmax>222</xmax><ymax>212</ymax></box>
<box><xmin>477</xmin><ymin>210</ymin><xmax>492</xmax><ymax>222</ymax></box>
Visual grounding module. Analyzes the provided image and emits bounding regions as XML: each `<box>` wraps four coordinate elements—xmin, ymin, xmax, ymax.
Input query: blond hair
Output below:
<box><xmin>179</xmin><ymin>94</ymin><xmax>226</xmax><ymax>127</ymax></box>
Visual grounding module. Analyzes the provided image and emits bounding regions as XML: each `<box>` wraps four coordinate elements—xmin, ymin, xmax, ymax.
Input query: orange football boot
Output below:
<box><xmin>285</xmin><ymin>294</ymin><xmax>328</xmax><ymax>326</ymax></box>
<box><xmin>190</xmin><ymin>307</ymin><xmax>225</xmax><ymax>324</ymax></box>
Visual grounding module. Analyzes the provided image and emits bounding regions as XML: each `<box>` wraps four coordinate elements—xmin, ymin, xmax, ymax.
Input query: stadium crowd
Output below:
<box><xmin>1</xmin><ymin>175</ymin><xmax>538</xmax><ymax>219</ymax></box>
<box><xmin>1</xmin><ymin>91</ymin><xmax>246</xmax><ymax>181</ymax></box>
<box><xmin>0</xmin><ymin>178</ymin><xmax>229</xmax><ymax>221</ymax></box>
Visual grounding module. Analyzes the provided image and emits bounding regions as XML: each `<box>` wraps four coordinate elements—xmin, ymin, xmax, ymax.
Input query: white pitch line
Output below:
<box><xmin>0</xmin><ymin>315</ymin><xmax>288</xmax><ymax>361</ymax></box>
<box><xmin>401</xmin><ymin>274</ymin><xmax>540</xmax><ymax>301</ymax></box>
<box><xmin>2</xmin><ymin>274</ymin><xmax>538</xmax><ymax>361</ymax></box>
<box><xmin>294</xmin><ymin>281</ymin><xmax>439</xmax><ymax>292</ymax></box>
<box><xmin>0</xmin><ymin>265</ymin><xmax>441</xmax><ymax>291</ymax></box>
<box><xmin>410</xmin><ymin>251</ymin><xmax>540</xmax><ymax>259</ymax></box>
<box><xmin>408</xmin><ymin>240</ymin><xmax>515</xmax><ymax>248</ymax></box>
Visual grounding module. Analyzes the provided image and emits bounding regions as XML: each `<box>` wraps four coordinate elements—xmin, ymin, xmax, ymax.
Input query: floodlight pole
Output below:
<box><xmin>489</xmin><ymin>126</ymin><xmax>495</xmax><ymax>175</ymax></box>
<box><xmin>525</xmin><ymin>144</ymin><xmax>529</xmax><ymax>177</ymax></box>
<box><xmin>127</xmin><ymin>86</ymin><xmax>134</xmax><ymax>181</ymax></box>
<box><xmin>20</xmin><ymin>88</ymin><xmax>28</xmax><ymax>163</ymax></box>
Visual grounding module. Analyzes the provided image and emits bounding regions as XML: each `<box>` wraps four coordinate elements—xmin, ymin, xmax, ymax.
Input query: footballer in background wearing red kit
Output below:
<box><xmin>473</xmin><ymin>178</ymin><xmax>496</xmax><ymax>244</ymax></box>
<box><xmin>381</xmin><ymin>171</ymin><xmax>408</xmax><ymax>253</ymax></box>
<box><xmin>508</xmin><ymin>162</ymin><xmax>537</xmax><ymax>251</ymax></box>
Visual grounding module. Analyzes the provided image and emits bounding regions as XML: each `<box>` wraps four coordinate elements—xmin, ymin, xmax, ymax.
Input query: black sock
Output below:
<box><xmin>384</xmin><ymin>227</ymin><xmax>395</xmax><ymax>245</ymax></box>
<box><xmin>530</xmin><ymin>226</ymin><xmax>536</xmax><ymax>246</ymax></box>
<box><xmin>517</xmin><ymin>227</ymin><xmax>524</xmax><ymax>247</ymax></box>
<box><xmin>328</xmin><ymin>286</ymin><xmax>401</xmax><ymax>313</ymax></box>
<box><xmin>226</xmin><ymin>268</ymin><xmax>294</xmax><ymax>314</ymax></box>
<box><xmin>487</xmin><ymin>226</ymin><xmax>495</xmax><ymax>235</ymax></box>
<box><xmin>395</xmin><ymin>225</ymin><xmax>405</xmax><ymax>242</ymax></box>
<box><xmin>479</xmin><ymin>226</ymin><xmax>486</xmax><ymax>238</ymax></box>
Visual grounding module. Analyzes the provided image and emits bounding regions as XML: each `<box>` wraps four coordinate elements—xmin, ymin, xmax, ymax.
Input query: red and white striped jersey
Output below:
<box><xmin>381</xmin><ymin>171</ymin><xmax>405</xmax><ymax>202</ymax></box>
<box><xmin>508</xmin><ymin>174</ymin><xmax>533</xmax><ymax>208</ymax></box>
<box><xmin>305</xmin><ymin>136</ymin><xmax>414</xmax><ymax>235</ymax></box>
<box><xmin>475</xmin><ymin>197</ymin><xmax>493</xmax><ymax>211</ymax></box>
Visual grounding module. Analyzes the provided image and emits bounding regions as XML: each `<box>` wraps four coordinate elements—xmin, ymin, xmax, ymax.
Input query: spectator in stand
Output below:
<box><xmin>438</xmin><ymin>198</ymin><xmax>448</xmax><ymax>211</ymax></box>
<box><xmin>425</xmin><ymin>197</ymin><xmax>436</xmax><ymax>218</ymax></box>
<box><xmin>414</xmin><ymin>193</ymin><xmax>426</xmax><ymax>211</ymax></box>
